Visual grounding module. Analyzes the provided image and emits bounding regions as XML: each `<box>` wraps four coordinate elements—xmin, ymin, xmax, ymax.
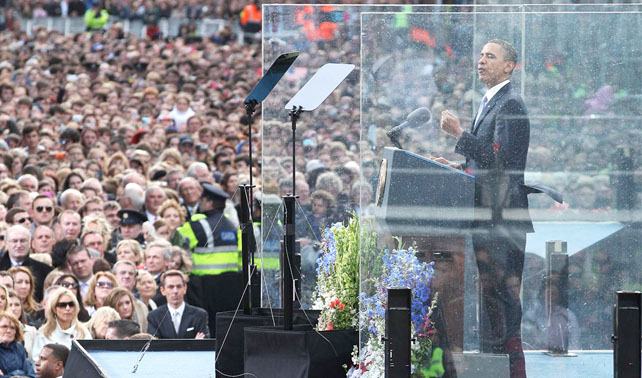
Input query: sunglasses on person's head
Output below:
<box><xmin>61</xmin><ymin>282</ymin><xmax>79</xmax><ymax>289</ymax></box>
<box><xmin>36</xmin><ymin>206</ymin><xmax>53</xmax><ymax>213</ymax></box>
<box><xmin>55</xmin><ymin>301</ymin><xmax>75</xmax><ymax>309</ymax></box>
<box><xmin>96</xmin><ymin>281</ymin><xmax>114</xmax><ymax>288</ymax></box>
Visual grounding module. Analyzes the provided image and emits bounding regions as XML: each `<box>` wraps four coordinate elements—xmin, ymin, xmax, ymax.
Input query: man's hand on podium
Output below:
<box><xmin>429</xmin><ymin>156</ymin><xmax>462</xmax><ymax>170</ymax></box>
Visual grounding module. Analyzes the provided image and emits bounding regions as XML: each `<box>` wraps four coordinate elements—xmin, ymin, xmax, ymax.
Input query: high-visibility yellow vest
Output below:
<box><xmin>178</xmin><ymin>212</ymin><xmax>241</xmax><ymax>276</ymax></box>
<box><xmin>248</xmin><ymin>221</ymin><xmax>278</xmax><ymax>271</ymax></box>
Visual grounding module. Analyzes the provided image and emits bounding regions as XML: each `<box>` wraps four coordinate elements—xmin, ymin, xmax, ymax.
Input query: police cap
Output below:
<box><xmin>118</xmin><ymin>209</ymin><xmax>147</xmax><ymax>225</ymax></box>
<box><xmin>201</xmin><ymin>183</ymin><xmax>229</xmax><ymax>201</ymax></box>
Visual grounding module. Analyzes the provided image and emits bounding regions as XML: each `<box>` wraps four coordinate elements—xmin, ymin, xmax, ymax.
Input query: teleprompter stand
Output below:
<box><xmin>280</xmin><ymin>62</ymin><xmax>355</xmax><ymax>329</ymax></box>
<box><xmin>244</xmin><ymin>63</ymin><xmax>357</xmax><ymax>378</ymax></box>
<box><xmin>216</xmin><ymin>52</ymin><xmax>300</xmax><ymax>378</ymax></box>
<box><xmin>239</xmin><ymin>51</ymin><xmax>300</xmax><ymax>313</ymax></box>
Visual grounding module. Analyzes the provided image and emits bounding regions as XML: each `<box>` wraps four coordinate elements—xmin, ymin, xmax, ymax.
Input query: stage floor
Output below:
<box><xmin>524</xmin><ymin>351</ymin><xmax>612</xmax><ymax>378</ymax></box>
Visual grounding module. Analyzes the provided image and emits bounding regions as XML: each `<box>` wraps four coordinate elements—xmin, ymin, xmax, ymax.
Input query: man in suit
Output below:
<box><xmin>147</xmin><ymin>269</ymin><xmax>209</xmax><ymax>339</ymax></box>
<box><xmin>437</xmin><ymin>39</ymin><xmax>530</xmax><ymax>378</ymax></box>
<box><xmin>0</xmin><ymin>225</ymin><xmax>53</xmax><ymax>302</ymax></box>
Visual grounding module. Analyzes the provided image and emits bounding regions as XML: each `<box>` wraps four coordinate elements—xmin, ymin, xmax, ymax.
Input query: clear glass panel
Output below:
<box><xmin>361</xmin><ymin>7</ymin><xmax>642</xmax><ymax>378</ymax></box>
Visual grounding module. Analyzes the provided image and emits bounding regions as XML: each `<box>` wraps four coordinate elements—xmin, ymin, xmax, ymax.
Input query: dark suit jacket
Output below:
<box><xmin>455</xmin><ymin>82</ymin><xmax>533</xmax><ymax>233</ymax></box>
<box><xmin>147</xmin><ymin>303</ymin><xmax>210</xmax><ymax>339</ymax></box>
<box><xmin>0</xmin><ymin>253</ymin><xmax>53</xmax><ymax>302</ymax></box>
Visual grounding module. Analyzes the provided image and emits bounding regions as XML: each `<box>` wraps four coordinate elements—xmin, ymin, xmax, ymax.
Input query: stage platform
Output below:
<box><xmin>524</xmin><ymin>351</ymin><xmax>612</xmax><ymax>378</ymax></box>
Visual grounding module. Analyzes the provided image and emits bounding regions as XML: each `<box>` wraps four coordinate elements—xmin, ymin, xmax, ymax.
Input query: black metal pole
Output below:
<box><xmin>288</xmin><ymin>106</ymin><xmax>302</xmax><ymax>197</ymax></box>
<box><xmin>239</xmin><ymin>184</ymin><xmax>255</xmax><ymax>314</ymax></box>
<box><xmin>281</xmin><ymin>195</ymin><xmax>296</xmax><ymax>330</ymax></box>
<box><xmin>612</xmin><ymin>291</ymin><xmax>641</xmax><ymax>378</ymax></box>
<box><xmin>244</xmin><ymin>100</ymin><xmax>257</xmax><ymax>267</ymax></box>
<box><xmin>385</xmin><ymin>288</ymin><xmax>412</xmax><ymax>378</ymax></box>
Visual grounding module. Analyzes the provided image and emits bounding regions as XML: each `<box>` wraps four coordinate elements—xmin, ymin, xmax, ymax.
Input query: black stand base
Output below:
<box><xmin>215</xmin><ymin>309</ymin><xmax>320</xmax><ymax>378</ymax></box>
<box><xmin>244</xmin><ymin>324</ymin><xmax>357</xmax><ymax>378</ymax></box>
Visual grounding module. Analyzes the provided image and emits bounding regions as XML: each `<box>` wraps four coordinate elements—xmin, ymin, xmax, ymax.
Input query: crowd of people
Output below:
<box><xmin>0</xmin><ymin>3</ymin><xmax>637</xmax><ymax>375</ymax></box>
<box><xmin>0</xmin><ymin>0</ymin><xmax>276</xmax><ymax>375</ymax></box>
<box><xmin>7</xmin><ymin>0</ymin><xmax>255</xmax><ymax>21</ymax></box>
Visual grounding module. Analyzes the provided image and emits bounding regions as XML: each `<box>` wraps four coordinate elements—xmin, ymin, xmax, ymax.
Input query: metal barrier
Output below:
<box><xmin>20</xmin><ymin>16</ymin><xmax>230</xmax><ymax>39</ymax></box>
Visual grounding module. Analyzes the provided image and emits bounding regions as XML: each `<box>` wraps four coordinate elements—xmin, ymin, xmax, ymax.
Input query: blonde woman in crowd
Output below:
<box><xmin>169</xmin><ymin>246</ymin><xmax>193</xmax><ymax>275</ymax></box>
<box><xmin>158</xmin><ymin>199</ymin><xmax>189</xmax><ymax>248</ymax></box>
<box><xmin>116</xmin><ymin>239</ymin><xmax>144</xmax><ymax>267</ymax></box>
<box><xmin>137</xmin><ymin>270</ymin><xmax>158</xmax><ymax>312</ymax></box>
<box><xmin>84</xmin><ymin>306</ymin><xmax>121</xmax><ymax>339</ymax></box>
<box><xmin>32</xmin><ymin>287</ymin><xmax>92</xmax><ymax>360</ymax></box>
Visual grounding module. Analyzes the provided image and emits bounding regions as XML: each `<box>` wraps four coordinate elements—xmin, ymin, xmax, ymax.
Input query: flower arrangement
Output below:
<box><xmin>314</xmin><ymin>214</ymin><xmax>375</xmax><ymax>331</ymax></box>
<box><xmin>347</xmin><ymin>245</ymin><xmax>439</xmax><ymax>378</ymax></box>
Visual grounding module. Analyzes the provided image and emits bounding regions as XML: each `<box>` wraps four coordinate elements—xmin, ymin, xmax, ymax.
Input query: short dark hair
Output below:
<box><xmin>108</xmin><ymin>319</ymin><xmax>140</xmax><ymax>339</ymax></box>
<box><xmin>487</xmin><ymin>38</ymin><xmax>518</xmax><ymax>65</ymax></box>
<box><xmin>43</xmin><ymin>343</ymin><xmax>70</xmax><ymax>367</ymax></box>
<box><xmin>66</xmin><ymin>246</ymin><xmax>91</xmax><ymax>264</ymax></box>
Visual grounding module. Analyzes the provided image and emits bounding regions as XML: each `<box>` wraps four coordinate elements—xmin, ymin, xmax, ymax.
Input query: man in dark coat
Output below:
<box><xmin>147</xmin><ymin>270</ymin><xmax>209</xmax><ymax>339</ymax></box>
<box><xmin>437</xmin><ymin>39</ymin><xmax>530</xmax><ymax>378</ymax></box>
<box><xmin>0</xmin><ymin>225</ymin><xmax>53</xmax><ymax>302</ymax></box>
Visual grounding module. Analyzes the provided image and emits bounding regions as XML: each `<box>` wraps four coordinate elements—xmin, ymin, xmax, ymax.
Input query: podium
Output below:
<box><xmin>375</xmin><ymin>147</ymin><xmax>475</xmax><ymax>354</ymax></box>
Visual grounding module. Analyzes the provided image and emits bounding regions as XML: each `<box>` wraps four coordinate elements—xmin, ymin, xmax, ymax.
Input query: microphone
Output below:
<box><xmin>386</xmin><ymin>107</ymin><xmax>432</xmax><ymax>138</ymax></box>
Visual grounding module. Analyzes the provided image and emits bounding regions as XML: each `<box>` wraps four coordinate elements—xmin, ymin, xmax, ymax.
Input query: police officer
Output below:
<box><xmin>117</xmin><ymin>209</ymin><xmax>147</xmax><ymax>247</ymax></box>
<box><xmin>178</xmin><ymin>183</ymin><xmax>242</xmax><ymax>332</ymax></box>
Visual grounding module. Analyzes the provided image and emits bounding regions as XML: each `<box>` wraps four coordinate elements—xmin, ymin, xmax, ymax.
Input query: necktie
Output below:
<box><xmin>474</xmin><ymin>95</ymin><xmax>488</xmax><ymax>128</ymax></box>
<box><xmin>172</xmin><ymin>311</ymin><xmax>180</xmax><ymax>334</ymax></box>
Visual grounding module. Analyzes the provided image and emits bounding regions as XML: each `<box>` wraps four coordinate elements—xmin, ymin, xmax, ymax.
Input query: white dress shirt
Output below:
<box><xmin>168</xmin><ymin>301</ymin><xmax>186</xmax><ymax>334</ymax></box>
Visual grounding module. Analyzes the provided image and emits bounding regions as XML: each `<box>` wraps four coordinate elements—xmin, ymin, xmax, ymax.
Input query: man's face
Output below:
<box><xmin>166</xmin><ymin>172</ymin><xmax>184</xmax><ymax>190</ymax></box>
<box><xmin>114</xmin><ymin>264</ymin><xmax>137</xmax><ymax>291</ymax></box>
<box><xmin>160</xmin><ymin>274</ymin><xmax>187</xmax><ymax>308</ymax></box>
<box><xmin>60</xmin><ymin>213</ymin><xmax>81</xmax><ymax>240</ymax></box>
<box><xmin>32</xmin><ymin>198</ymin><xmax>55</xmax><ymax>225</ymax></box>
<box><xmin>11</xmin><ymin>211</ymin><xmax>30</xmax><ymax>227</ymax></box>
<box><xmin>63</xmin><ymin>194</ymin><xmax>83</xmax><ymax>211</ymax></box>
<box><xmin>84</xmin><ymin>201</ymin><xmax>103</xmax><ymax>215</ymax></box>
<box><xmin>68</xmin><ymin>147</ymin><xmax>84</xmax><ymax>161</ymax></box>
<box><xmin>195</xmin><ymin>166</ymin><xmax>213</xmax><ymax>183</ymax></box>
<box><xmin>7</xmin><ymin>228</ymin><xmax>30</xmax><ymax>261</ymax></box>
<box><xmin>68</xmin><ymin>250</ymin><xmax>93</xmax><ymax>281</ymax></box>
<box><xmin>145</xmin><ymin>246</ymin><xmax>167</xmax><ymax>275</ymax></box>
<box><xmin>17</xmin><ymin>194</ymin><xmax>32</xmax><ymax>211</ymax></box>
<box><xmin>35</xmin><ymin>347</ymin><xmax>62</xmax><ymax>378</ymax></box>
<box><xmin>24</xmin><ymin>131</ymin><xmax>39</xmax><ymax>149</ymax></box>
<box><xmin>83</xmin><ymin>233</ymin><xmax>105</xmax><ymax>255</ymax></box>
<box><xmin>477</xmin><ymin>42</ymin><xmax>513</xmax><ymax>88</ymax></box>
<box><xmin>121</xmin><ymin>223</ymin><xmax>142</xmax><ymax>240</ymax></box>
<box><xmin>179</xmin><ymin>142</ymin><xmax>193</xmax><ymax>155</ymax></box>
<box><xmin>32</xmin><ymin>226</ymin><xmax>55</xmax><ymax>254</ymax></box>
<box><xmin>20</xmin><ymin>177</ymin><xmax>38</xmax><ymax>192</ymax></box>
<box><xmin>145</xmin><ymin>189</ymin><xmax>165</xmax><ymax>215</ymax></box>
<box><xmin>1</xmin><ymin>88</ymin><xmax>13</xmax><ymax>102</ymax></box>
<box><xmin>180</xmin><ymin>181</ymin><xmax>202</xmax><ymax>206</ymax></box>
<box><xmin>104</xmin><ymin>208</ymin><xmax>120</xmax><ymax>229</ymax></box>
